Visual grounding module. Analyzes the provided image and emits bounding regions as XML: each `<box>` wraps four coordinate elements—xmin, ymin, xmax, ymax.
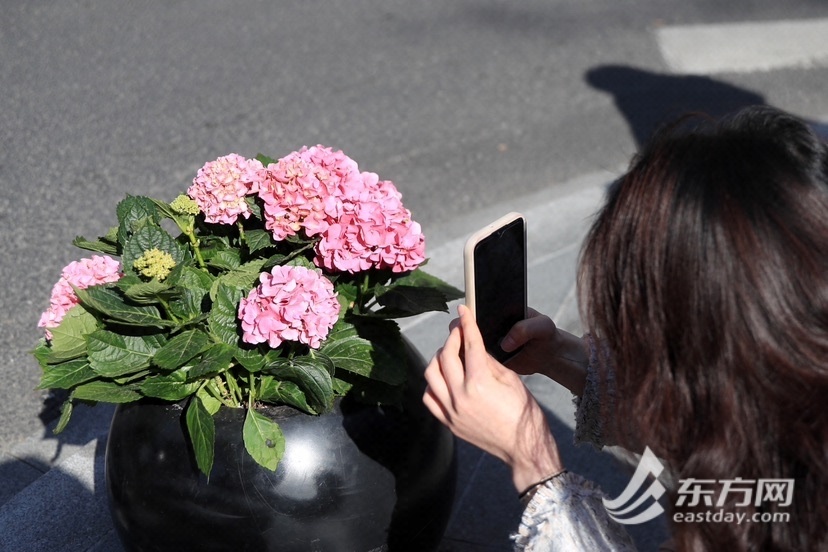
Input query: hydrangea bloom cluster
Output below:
<box><xmin>188</xmin><ymin>153</ymin><xmax>263</xmax><ymax>224</ymax></box>
<box><xmin>257</xmin><ymin>146</ymin><xmax>360</xmax><ymax>240</ymax></box>
<box><xmin>255</xmin><ymin>145</ymin><xmax>425</xmax><ymax>273</ymax></box>
<box><xmin>185</xmin><ymin>146</ymin><xmax>427</xmax><ymax>349</ymax></box>
<box><xmin>315</xmin><ymin>172</ymin><xmax>426</xmax><ymax>273</ymax></box>
<box><xmin>38</xmin><ymin>255</ymin><xmax>122</xmax><ymax>338</ymax></box>
<box><xmin>238</xmin><ymin>265</ymin><xmax>340</xmax><ymax>349</ymax></box>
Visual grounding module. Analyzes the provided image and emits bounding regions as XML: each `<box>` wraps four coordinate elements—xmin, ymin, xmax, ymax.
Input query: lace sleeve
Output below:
<box><xmin>572</xmin><ymin>334</ymin><xmax>616</xmax><ymax>448</ymax></box>
<box><xmin>512</xmin><ymin>471</ymin><xmax>636</xmax><ymax>551</ymax></box>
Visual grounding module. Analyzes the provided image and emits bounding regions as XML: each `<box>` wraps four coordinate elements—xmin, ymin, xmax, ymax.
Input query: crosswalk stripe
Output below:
<box><xmin>657</xmin><ymin>18</ymin><xmax>828</xmax><ymax>74</ymax></box>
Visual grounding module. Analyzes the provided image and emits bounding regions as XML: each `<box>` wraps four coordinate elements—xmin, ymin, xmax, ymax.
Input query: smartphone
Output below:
<box><xmin>463</xmin><ymin>212</ymin><xmax>528</xmax><ymax>363</ymax></box>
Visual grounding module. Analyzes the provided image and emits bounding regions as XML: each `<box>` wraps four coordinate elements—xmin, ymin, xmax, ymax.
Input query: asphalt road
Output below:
<box><xmin>2</xmin><ymin>0</ymin><xmax>828</xmax><ymax>447</ymax></box>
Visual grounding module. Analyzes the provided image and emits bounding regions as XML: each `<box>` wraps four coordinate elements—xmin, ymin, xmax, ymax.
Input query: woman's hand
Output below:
<box><xmin>423</xmin><ymin>304</ymin><xmax>564</xmax><ymax>494</ymax></box>
<box><xmin>500</xmin><ymin>308</ymin><xmax>588</xmax><ymax>396</ymax></box>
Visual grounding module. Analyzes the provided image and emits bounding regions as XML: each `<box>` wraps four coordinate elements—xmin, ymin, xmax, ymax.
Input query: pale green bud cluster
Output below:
<box><xmin>170</xmin><ymin>195</ymin><xmax>200</xmax><ymax>216</ymax></box>
<box><xmin>134</xmin><ymin>248</ymin><xmax>177</xmax><ymax>281</ymax></box>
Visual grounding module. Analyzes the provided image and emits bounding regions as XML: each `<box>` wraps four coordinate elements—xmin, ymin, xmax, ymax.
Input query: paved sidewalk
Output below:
<box><xmin>0</xmin><ymin>171</ymin><xmax>670</xmax><ymax>551</ymax></box>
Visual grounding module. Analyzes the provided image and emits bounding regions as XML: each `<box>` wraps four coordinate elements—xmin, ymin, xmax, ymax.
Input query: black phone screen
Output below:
<box><xmin>473</xmin><ymin>217</ymin><xmax>526</xmax><ymax>362</ymax></box>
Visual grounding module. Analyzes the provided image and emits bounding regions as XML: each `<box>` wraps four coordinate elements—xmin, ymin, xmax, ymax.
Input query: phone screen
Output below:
<box><xmin>472</xmin><ymin>217</ymin><xmax>527</xmax><ymax>362</ymax></box>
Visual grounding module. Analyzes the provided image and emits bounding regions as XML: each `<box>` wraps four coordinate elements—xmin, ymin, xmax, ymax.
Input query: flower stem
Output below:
<box><xmin>355</xmin><ymin>272</ymin><xmax>371</xmax><ymax>314</ymax></box>
<box><xmin>248</xmin><ymin>374</ymin><xmax>256</xmax><ymax>409</ymax></box>
<box><xmin>157</xmin><ymin>296</ymin><xmax>180</xmax><ymax>324</ymax></box>
<box><xmin>190</xmin><ymin>236</ymin><xmax>207</xmax><ymax>270</ymax></box>
<box><xmin>208</xmin><ymin>377</ymin><xmax>235</xmax><ymax>407</ymax></box>
<box><xmin>237</xmin><ymin>222</ymin><xmax>246</xmax><ymax>248</ymax></box>
<box><xmin>224</xmin><ymin>372</ymin><xmax>243</xmax><ymax>406</ymax></box>
<box><xmin>181</xmin><ymin>220</ymin><xmax>207</xmax><ymax>270</ymax></box>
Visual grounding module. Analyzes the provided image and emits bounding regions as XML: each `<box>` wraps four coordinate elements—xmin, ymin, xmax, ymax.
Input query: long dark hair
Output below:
<box><xmin>579</xmin><ymin>106</ymin><xmax>828</xmax><ymax>550</ymax></box>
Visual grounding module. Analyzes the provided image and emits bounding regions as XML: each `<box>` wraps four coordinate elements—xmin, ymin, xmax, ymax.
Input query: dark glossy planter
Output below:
<box><xmin>105</xmin><ymin>344</ymin><xmax>456</xmax><ymax>552</ymax></box>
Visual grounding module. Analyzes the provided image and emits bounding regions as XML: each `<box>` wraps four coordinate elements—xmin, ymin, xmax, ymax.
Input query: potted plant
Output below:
<box><xmin>32</xmin><ymin>146</ymin><xmax>462</xmax><ymax>551</ymax></box>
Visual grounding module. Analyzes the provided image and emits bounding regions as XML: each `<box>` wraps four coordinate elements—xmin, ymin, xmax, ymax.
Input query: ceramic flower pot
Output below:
<box><xmin>105</xmin><ymin>343</ymin><xmax>456</xmax><ymax>552</ymax></box>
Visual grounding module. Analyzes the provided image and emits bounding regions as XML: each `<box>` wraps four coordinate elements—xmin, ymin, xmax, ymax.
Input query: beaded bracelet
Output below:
<box><xmin>518</xmin><ymin>469</ymin><xmax>568</xmax><ymax>507</ymax></box>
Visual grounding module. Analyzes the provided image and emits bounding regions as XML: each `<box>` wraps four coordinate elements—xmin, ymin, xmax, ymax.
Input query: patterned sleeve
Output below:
<box><xmin>572</xmin><ymin>333</ymin><xmax>616</xmax><ymax>448</ymax></box>
<box><xmin>512</xmin><ymin>471</ymin><xmax>636</xmax><ymax>551</ymax></box>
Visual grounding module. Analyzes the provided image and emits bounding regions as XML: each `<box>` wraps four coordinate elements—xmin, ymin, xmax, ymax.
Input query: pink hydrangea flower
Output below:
<box><xmin>238</xmin><ymin>265</ymin><xmax>340</xmax><ymax>349</ymax></box>
<box><xmin>257</xmin><ymin>146</ymin><xmax>361</xmax><ymax>240</ymax></box>
<box><xmin>188</xmin><ymin>154</ymin><xmax>263</xmax><ymax>225</ymax></box>
<box><xmin>38</xmin><ymin>255</ymin><xmax>123</xmax><ymax>339</ymax></box>
<box><xmin>315</xmin><ymin>172</ymin><xmax>426</xmax><ymax>274</ymax></box>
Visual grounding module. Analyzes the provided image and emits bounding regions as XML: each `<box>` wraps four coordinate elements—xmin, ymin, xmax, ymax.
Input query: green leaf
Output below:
<box><xmin>72</xmin><ymin>235</ymin><xmax>119</xmax><ymax>255</ymax></box>
<box><xmin>207</xmin><ymin>250</ymin><xmax>241</xmax><ymax>271</ymax></box>
<box><xmin>86</xmin><ymin>330</ymin><xmax>166</xmax><ymax>377</ymax></box>
<box><xmin>319</xmin><ymin>318</ymin><xmax>406</xmax><ymax>385</ymax></box>
<box><xmin>167</xmin><ymin>266</ymin><xmax>213</xmax><ymax>322</ymax></box>
<box><xmin>114</xmin><ymin>273</ymin><xmax>143</xmax><ymax>290</ymax></box>
<box><xmin>122</xmin><ymin>224</ymin><xmax>189</xmax><ymax>273</ymax></box>
<box><xmin>39</xmin><ymin>358</ymin><xmax>97</xmax><ymax>390</ymax></box>
<box><xmin>332</xmin><ymin>376</ymin><xmax>353</xmax><ymax>396</ymax></box>
<box><xmin>122</xmin><ymin>279</ymin><xmax>176</xmax><ymax>305</ymax></box>
<box><xmin>196</xmin><ymin>386</ymin><xmax>223</xmax><ymax>415</ymax></box>
<box><xmin>374</xmin><ymin>285</ymin><xmax>453</xmax><ymax>317</ymax></box>
<box><xmin>209</xmin><ymin>260</ymin><xmax>268</xmax><ymax>302</ymax></box>
<box><xmin>261</xmin><ymin>253</ymin><xmax>288</xmax><ymax>271</ymax></box>
<box><xmin>243</xmin><ymin>408</ymin><xmax>285</xmax><ymax>472</ymax></box>
<box><xmin>168</xmin><ymin>288</ymin><xmax>206</xmax><ymax>323</ymax></box>
<box><xmin>244</xmin><ymin>196</ymin><xmax>263</xmax><ymax>219</ymax></box>
<box><xmin>186</xmin><ymin>397</ymin><xmax>216</xmax><ymax>477</ymax></box>
<box><xmin>208</xmin><ymin>283</ymin><xmax>244</xmax><ymax>345</ymax></box>
<box><xmin>116</xmin><ymin>196</ymin><xmax>160</xmax><ymax>244</ymax></box>
<box><xmin>150</xmin><ymin>197</ymin><xmax>195</xmax><ymax>234</ymax></box>
<box><xmin>152</xmin><ymin>330</ymin><xmax>213</xmax><ymax>371</ymax></box>
<box><xmin>187</xmin><ymin>343</ymin><xmax>235</xmax><ymax>380</ymax></box>
<box><xmin>140</xmin><ymin>372</ymin><xmax>200</xmax><ymax>401</ymax></box>
<box><xmin>74</xmin><ymin>285</ymin><xmax>174</xmax><ymax>328</ymax></box>
<box><xmin>233</xmin><ymin>345</ymin><xmax>280</xmax><ymax>373</ymax></box>
<box><xmin>244</xmin><ymin>229</ymin><xmax>276</xmax><ymax>253</ymax></box>
<box><xmin>178</xmin><ymin>265</ymin><xmax>215</xmax><ymax>292</ymax></box>
<box><xmin>149</xmin><ymin>197</ymin><xmax>177</xmax><ymax>219</ymax></box>
<box><xmin>264</xmin><ymin>355</ymin><xmax>334</xmax><ymax>414</ymax></box>
<box><xmin>103</xmin><ymin>226</ymin><xmax>120</xmax><ymax>243</ymax></box>
<box><xmin>335</xmin><ymin>371</ymin><xmax>404</xmax><ymax>409</ymax></box>
<box><xmin>47</xmin><ymin>305</ymin><xmax>98</xmax><ymax>362</ymax></box>
<box><xmin>199</xmin><ymin>234</ymin><xmax>232</xmax><ymax>256</ymax></box>
<box><xmin>255</xmin><ymin>153</ymin><xmax>277</xmax><ymax>166</ymax></box>
<box><xmin>257</xmin><ymin>377</ymin><xmax>313</xmax><ymax>413</ymax></box>
<box><xmin>72</xmin><ymin>380</ymin><xmax>142</xmax><ymax>403</ymax></box>
<box><xmin>334</xmin><ymin>281</ymin><xmax>359</xmax><ymax>309</ymax></box>
<box><xmin>285</xmin><ymin>255</ymin><xmax>315</xmax><ymax>269</ymax></box>
<box><xmin>390</xmin><ymin>268</ymin><xmax>464</xmax><ymax>301</ymax></box>
<box><xmin>32</xmin><ymin>339</ymin><xmax>52</xmax><ymax>367</ymax></box>
<box><xmin>54</xmin><ymin>400</ymin><xmax>73</xmax><ymax>434</ymax></box>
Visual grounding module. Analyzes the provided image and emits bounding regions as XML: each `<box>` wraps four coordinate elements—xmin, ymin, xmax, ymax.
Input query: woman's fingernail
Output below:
<box><xmin>501</xmin><ymin>336</ymin><xmax>515</xmax><ymax>350</ymax></box>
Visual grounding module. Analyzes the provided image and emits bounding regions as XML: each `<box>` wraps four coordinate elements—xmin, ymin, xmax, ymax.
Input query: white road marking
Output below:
<box><xmin>657</xmin><ymin>18</ymin><xmax>828</xmax><ymax>74</ymax></box>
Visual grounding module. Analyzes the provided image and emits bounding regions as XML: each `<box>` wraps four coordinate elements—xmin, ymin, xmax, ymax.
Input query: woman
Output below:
<box><xmin>423</xmin><ymin>106</ymin><xmax>828</xmax><ymax>551</ymax></box>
